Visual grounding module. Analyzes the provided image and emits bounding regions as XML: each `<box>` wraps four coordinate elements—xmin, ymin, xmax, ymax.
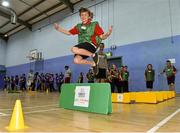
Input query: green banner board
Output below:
<box><xmin>59</xmin><ymin>83</ymin><xmax>112</xmax><ymax>115</ymax></box>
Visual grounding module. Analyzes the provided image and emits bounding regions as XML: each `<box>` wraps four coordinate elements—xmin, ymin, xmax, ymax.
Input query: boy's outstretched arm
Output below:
<box><xmin>54</xmin><ymin>23</ymin><xmax>72</xmax><ymax>35</ymax></box>
<box><xmin>100</xmin><ymin>26</ymin><xmax>113</xmax><ymax>40</ymax></box>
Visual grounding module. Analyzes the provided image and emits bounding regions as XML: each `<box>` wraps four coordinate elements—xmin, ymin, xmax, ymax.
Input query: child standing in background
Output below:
<box><xmin>110</xmin><ymin>64</ymin><xmax>119</xmax><ymax>93</ymax></box>
<box><xmin>64</xmin><ymin>66</ymin><xmax>72</xmax><ymax>83</ymax></box>
<box><xmin>145</xmin><ymin>64</ymin><xmax>155</xmax><ymax>91</ymax></box>
<box><xmin>161</xmin><ymin>60</ymin><xmax>177</xmax><ymax>91</ymax></box>
<box><xmin>121</xmin><ymin>66</ymin><xmax>129</xmax><ymax>92</ymax></box>
<box><xmin>86</xmin><ymin>69</ymin><xmax>95</xmax><ymax>83</ymax></box>
<box><xmin>96</xmin><ymin>43</ymin><xmax>108</xmax><ymax>83</ymax></box>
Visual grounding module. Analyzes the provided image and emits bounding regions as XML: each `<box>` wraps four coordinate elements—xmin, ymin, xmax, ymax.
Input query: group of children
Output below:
<box><xmin>3</xmin><ymin>59</ymin><xmax>177</xmax><ymax>93</ymax></box>
<box><xmin>3</xmin><ymin>72</ymin><xmax>64</xmax><ymax>92</ymax></box>
<box><xmin>144</xmin><ymin>60</ymin><xmax>177</xmax><ymax>91</ymax></box>
<box><xmin>3</xmin><ymin>74</ymin><xmax>26</xmax><ymax>92</ymax></box>
<box><xmin>85</xmin><ymin>60</ymin><xmax>177</xmax><ymax>93</ymax></box>
<box><xmin>85</xmin><ymin>64</ymin><xmax>130</xmax><ymax>93</ymax></box>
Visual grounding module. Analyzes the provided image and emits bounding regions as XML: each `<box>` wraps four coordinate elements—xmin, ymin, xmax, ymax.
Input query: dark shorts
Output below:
<box><xmin>96</xmin><ymin>68</ymin><xmax>107</xmax><ymax>79</ymax></box>
<box><xmin>146</xmin><ymin>81</ymin><xmax>154</xmax><ymax>89</ymax></box>
<box><xmin>74</xmin><ymin>42</ymin><xmax>97</xmax><ymax>59</ymax></box>
<box><xmin>122</xmin><ymin>81</ymin><xmax>129</xmax><ymax>92</ymax></box>
<box><xmin>167</xmin><ymin>76</ymin><xmax>175</xmax><ymax>85</ymax></box>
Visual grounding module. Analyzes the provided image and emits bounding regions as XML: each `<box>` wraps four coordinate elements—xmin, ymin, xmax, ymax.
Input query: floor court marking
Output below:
<box><xmin>0</xmin><ymin>108</ymin><xmax>60</xmax><ymax>117</ymax></box>
<box><xmin>0</xmin><ymin>112</ymin><xmax>7</xmax><ymax>116</ymax></box>
<box><xmin>0</xmin><ymin>104</ymin><xmax>58</xmax><ymax>111</ymax></box>
<box><xmin>23</xmin><ymin>108</ymin><xmax>60</xmax><ymax>114</ymax></box>
<box><xmin>147</xmin><ymin>108</ymin><xmax>180</xmax><ymax>133</ymax></box>
<box><xmin>1</xmin><ymin>107</ymin><xmax>179</xmax><ymax>132</ymax></box>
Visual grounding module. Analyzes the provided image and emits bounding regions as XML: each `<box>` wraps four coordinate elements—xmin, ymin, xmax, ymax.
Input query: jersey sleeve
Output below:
<box><xmin>94</xmin><ymin>23</ymin><xmax>104</xmax><ymax>36</ymax></box>
<box><xmin>69</xmin><ymin>25</ymin><xmax>79</xmax><ymax>35</ymax></box>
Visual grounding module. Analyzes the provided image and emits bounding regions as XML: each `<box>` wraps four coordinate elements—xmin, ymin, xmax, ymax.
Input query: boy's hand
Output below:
<box><xmin>54</xmin><ymin>23</ymin><xmax>59</xmax><ymax>30</ymax></box>
<box><xmin>99</xmin><ymin>25</ymin><xmax>113</xmax><ymax>40</ymax></box>
<box><xmin>108</xmin><ymin>26</ymin><xmax>113</xmax><ymax>35</ymax></box>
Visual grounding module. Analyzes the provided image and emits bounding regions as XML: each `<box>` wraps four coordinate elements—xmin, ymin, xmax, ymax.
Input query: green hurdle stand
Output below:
<box><xmin>59</xmin><ymin>83</ymin><xmax>112</xmax><ymax>115</ymax></box>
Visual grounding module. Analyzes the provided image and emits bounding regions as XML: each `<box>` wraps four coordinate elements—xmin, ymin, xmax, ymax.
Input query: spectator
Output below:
<box><xmin>64</xmin><ymin>66</ymin><xmax>72</xmax><ymax>83</ymax></box>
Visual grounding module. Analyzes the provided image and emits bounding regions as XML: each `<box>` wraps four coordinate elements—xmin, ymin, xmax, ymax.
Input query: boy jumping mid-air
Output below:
<box><xmin>54</xmin><ymin>7</ymin><xmax>112</xmax><ymax>74</ymax></box>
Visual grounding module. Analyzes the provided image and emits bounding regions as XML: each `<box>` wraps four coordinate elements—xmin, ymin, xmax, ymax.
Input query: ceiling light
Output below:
<box><xmin>2</xmin><ymin>0</ymin><xmax>10</xmax><ymax>7</ymax></box>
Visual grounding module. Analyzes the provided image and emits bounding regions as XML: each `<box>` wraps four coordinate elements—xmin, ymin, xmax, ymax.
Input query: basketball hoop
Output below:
<box><xmin>26</xmin><ymin>49</ymin><xmax>43</xmax><ymax>61</ymax></box>
<box><xmin>26</xmin><ymin>49</ymin><xmax>38</xmax><ymax>61</ymax></box>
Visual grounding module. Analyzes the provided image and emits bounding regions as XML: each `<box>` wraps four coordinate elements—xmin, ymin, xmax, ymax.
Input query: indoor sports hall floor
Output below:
<box><xmin>0</xmin><ymin>92</ymin><xmax>179</xmax><ymax>132</ymax></box>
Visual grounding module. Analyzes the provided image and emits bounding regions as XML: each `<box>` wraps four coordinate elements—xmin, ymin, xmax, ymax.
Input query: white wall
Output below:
<box><xmin>0</xmin><ymin>39</ymin><xmax>6</xmax><ymax>65</ymax></box>
<box><xmin>5</xmin><ymin>0</ymin><xmax>180</xmax><ymax>67</ymax></box>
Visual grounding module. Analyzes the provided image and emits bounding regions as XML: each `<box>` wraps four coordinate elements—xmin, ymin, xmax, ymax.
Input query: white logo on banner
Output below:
<box><xmin>74</xmin><ymin>86</ymin><xmax>90</xmax><ymax>107</ymax></box>
<box><xmin>117</xmin><ymin>94</ymin><xmax>123</xmax><ymax>102</ymax></box>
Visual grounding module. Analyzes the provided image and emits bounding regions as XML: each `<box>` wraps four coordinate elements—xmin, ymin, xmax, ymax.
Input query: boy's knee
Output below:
<box><xmin>71</xmin><ymin>47</ymin><xmax>78</xmax><ymax>53</ymax></box>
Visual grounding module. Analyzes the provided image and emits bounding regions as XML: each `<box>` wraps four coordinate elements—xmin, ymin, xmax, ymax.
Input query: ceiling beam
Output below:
<box><xmin>0</xmin><ymin>9</ymin><xmax>32</xmax><ymax>30</ymax></box>
<box><xmin>0</xmin><ymin>33</ymin><xmax>4</xmax><ymax>38</ymax></box>
<box><xmin>26</xmin><ymin>2</ymin><xmax>64</xmax><ymax>22</ymax></box>
<box><xmin>59</xmin><ymin>0</ymin><xmax>74</xmax><ymax>12</ymax></box>
<box><xmin>18</xmin><ymin>0</ymin><xmax>45</xmax><ymax>16</ymax></box>
<box><xmin>31</xmin><ymin>0</ymin><xmax>84</xmax><ymax>26</ymax></box>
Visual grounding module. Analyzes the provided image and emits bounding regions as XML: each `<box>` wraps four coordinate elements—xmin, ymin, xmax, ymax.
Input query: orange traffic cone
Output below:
<box><xmin>6</xmin><ymin>100</ymin><xmax>28</xmax><ymax>131</ymax></box>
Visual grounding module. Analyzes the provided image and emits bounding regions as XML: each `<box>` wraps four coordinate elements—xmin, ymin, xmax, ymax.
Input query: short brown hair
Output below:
<box><xmin>79</xmin><ymin>7</ymin><xmax>91</xmax><ymax>16</ymax></box>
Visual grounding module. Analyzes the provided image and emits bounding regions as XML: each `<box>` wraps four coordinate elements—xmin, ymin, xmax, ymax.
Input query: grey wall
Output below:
<box><xmin>5</xmin><ymin>0</ymin><xmax>180</xmax><ymax>67</ymax></box>
<box><xmin>0</xmin><ymin>39</ymin><xmax>6</xmax><ymax>66</ymax></box>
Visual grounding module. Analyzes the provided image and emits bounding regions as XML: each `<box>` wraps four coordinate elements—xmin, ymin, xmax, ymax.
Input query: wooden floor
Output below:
<box><xmin>0</xmin><ymin>91</ymin><xmax>179</xmax><ymax>132</ymax></box>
